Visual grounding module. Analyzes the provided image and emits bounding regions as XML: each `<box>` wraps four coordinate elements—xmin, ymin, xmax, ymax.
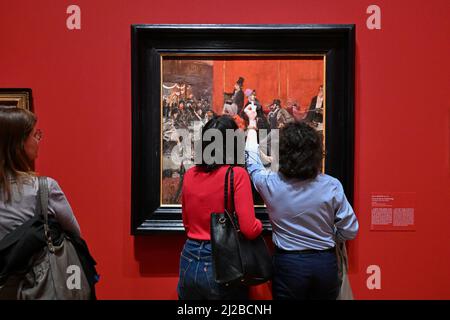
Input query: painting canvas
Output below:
<box><xmin>160</xmin><ymin>56</ymin><xmax>325</xmax><ymax>205</ymax></box>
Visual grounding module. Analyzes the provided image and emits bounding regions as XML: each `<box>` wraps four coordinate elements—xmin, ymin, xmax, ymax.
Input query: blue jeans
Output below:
<box><xmin>177</xmin><ymin>239</ymin><xmax>248</xmax><ymax>300</ymax></box>
<box><xmin>272</xmin><ymin>249</ymin><xmax>339</xmax><ymax>300</ymax></box>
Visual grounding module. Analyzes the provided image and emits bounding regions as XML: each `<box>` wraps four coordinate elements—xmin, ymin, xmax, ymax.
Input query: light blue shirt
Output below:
<box><xmin>245</xmin><ymin>145</ymin><xmax>359</xmax><ymax>251</ymax></box>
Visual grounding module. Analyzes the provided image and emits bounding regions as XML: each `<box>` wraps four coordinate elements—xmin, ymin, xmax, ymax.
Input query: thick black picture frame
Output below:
<box><xmin>131</xmin><ymin>24</ymin><xmax>355</xmax><ymax>234</ymax></box>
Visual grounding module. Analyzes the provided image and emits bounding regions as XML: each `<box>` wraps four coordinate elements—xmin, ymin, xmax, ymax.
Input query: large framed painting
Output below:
<box><xmin>131</xmin><ymin>24</ymin><xmax>355</xmax><ymax>234</ymax></box>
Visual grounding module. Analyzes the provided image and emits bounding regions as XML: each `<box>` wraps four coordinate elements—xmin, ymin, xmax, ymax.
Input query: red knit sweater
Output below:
<box><xmin>182</xmin><ymin>165</ymin><xmax>262</xmax><ymax>241</ymax></box>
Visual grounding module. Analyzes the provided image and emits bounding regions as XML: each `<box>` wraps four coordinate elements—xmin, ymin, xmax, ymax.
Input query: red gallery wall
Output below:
<box><xmin>0</xmin><ymin>0</ymin><xmax>449</xmax><ymax>299</ymax></box>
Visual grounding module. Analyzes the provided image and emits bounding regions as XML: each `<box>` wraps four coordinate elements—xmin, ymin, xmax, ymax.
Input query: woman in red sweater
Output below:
<box><xmin>177</xmin><ymin>115</ymin><xmax>262</xmax><ymax>300</ymax></box>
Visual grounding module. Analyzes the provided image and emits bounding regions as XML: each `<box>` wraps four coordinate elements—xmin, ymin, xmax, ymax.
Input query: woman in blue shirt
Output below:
<box><xmin>244</xmin><ymin>104</ymin><xmax>358</xmax><ymax>300</ymax></box>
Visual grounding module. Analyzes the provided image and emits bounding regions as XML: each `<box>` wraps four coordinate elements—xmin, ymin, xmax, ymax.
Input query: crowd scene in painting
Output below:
<box><xmin>162</xmin><ymin>76</ymin><xmax>324</xmax><ymax>135</ymax></box>
<box><xmin>162</xmin><ymin>76</ymin><xmax>324</xmax><ymax>175</ymax></box>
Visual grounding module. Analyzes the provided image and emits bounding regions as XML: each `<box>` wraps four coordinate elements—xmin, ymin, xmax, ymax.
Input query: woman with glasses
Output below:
<box><xmin>0</xmin><ymin>107</ymin><xmax>81</xmax><ymax>299</ymax></box>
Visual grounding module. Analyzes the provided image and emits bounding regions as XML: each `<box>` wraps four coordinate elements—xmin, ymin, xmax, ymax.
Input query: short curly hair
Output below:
<box><xmin>278</xmin><ymin>122</ymin><xmax>324</xmax><ymax>180</ymax></box>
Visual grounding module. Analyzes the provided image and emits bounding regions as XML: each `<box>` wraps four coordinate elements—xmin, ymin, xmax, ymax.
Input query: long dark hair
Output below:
<box><xmin>0</xmin><ymin>107</ymin><xmax>37</xmax><ymax>202</ymax></box>
<box><xmin>197</xmin><ymin>115</ymin><xmax>243</xmax><ymax>172</ymax></box>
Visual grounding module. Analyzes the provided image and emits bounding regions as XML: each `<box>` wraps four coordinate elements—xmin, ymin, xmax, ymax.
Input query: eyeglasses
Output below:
<box><xmin>33</xmin><ymin>129</ymin><xmax>43</xmax><ymax>141</ymax></box>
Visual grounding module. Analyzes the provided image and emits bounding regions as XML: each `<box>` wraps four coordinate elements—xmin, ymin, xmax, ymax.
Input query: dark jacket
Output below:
<box><xmin>305</xmin><ymin>96</ymin><xmax>323</xmax><ymax>123</ymax></box>
<box><xmin>232</xmin><ymin>90</ymin><xmax>244</xmax><ymax>114</ymax></box>
<box><xmin>0</xmin><ymin>215</ymin><xmax>98</xmax><ymax>299</ymax></box>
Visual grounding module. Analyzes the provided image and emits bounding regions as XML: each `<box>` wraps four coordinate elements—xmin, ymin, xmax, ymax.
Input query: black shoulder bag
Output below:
<box><xmin>210</xmin><ymin>166</ymin><xmax>273</xmax><ymax>286</ymax></box>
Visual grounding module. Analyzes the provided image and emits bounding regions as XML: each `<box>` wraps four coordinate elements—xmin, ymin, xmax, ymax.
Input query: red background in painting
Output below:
<box><xmin>211</xmin><ymin>58</ymin><xmax>323</xmax><ymax>114</ymax></box>
<box><xmin>0</xmin><ymin>0</ymin><xmax>449</xmax><ymax>299</ymax></box>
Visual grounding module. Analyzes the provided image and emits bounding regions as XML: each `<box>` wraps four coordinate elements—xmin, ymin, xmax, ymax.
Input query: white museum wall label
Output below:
<box><xmin>66</xmin><ymin>5</ymin><xmax>81</xmax><ymax>30</ymax></box>
<box><xmin>370</xmin><ymin>192</ymin><xmax>416</xmax><ymax>231</ymax></box>
<box><xmin>367</xmin><ymin>5</ymin><xmax>381</xmax><ymax>30</ymax></box>
<box><xmin>366</xmin><ymin>265</ymin><xmax>382</xmax><ymax>290</ymax></box>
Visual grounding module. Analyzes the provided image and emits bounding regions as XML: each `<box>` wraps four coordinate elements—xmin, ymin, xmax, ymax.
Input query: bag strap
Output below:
<box><xmin>229</xmin><ymin>168</ymin><xmax>241</xmax><ymax>232</ymax></box>
<box><xmin>37</xmin><ymin>176</ymin><xmax>55</xmax><ymax>253</ymax></box>
<box><xmin>229</xmin><ymin>167</ymin><xmax>235</xmax><ymax>214</ymax></box>
<box><xmin>37</xmin><ymin>177</ymin><xmax>48</xmax><ymax>220</ymax></box>
<box><xmin>223</xmin><ymin>166</ymin><xmax>240</xmax><ymax>232</ymax></box>
<box><xmin>223</xmin><ymin>166</ymin><xmax>233</xmax><ymax>212</ymax></box>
